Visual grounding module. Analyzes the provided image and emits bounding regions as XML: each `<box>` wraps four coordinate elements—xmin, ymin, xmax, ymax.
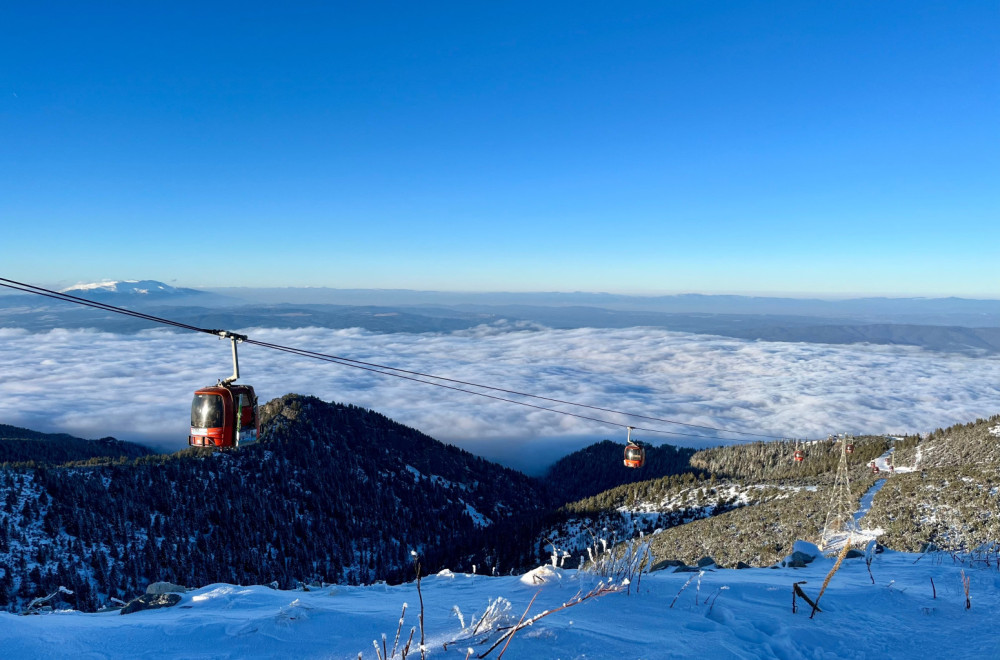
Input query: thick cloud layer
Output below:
<box><xmin>1</xmin><ymin>326</ymin><xmax>998</xmax><ymax>471</ymax></box>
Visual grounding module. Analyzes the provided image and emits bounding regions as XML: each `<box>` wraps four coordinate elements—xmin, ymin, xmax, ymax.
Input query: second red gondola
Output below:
<box><xmin>623</xmin><ymin>426</ymin><xmax>645</xmax><ymax>468</ymax></box>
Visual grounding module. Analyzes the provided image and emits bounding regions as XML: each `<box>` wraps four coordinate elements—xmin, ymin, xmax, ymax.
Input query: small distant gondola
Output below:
<box><xmin>189</xmin><ymin>331</ymin><xmax>259</xmax><ymax>449</ymax></box>
<box><xmin>792</xmin><ymin>439</ymin><xmax>805</xmax><ymax>463</ymax></box>
<box><xmin>623</xmin><ymin>426</ymin><xmax>645</xmax><ymax>469</ymax></box>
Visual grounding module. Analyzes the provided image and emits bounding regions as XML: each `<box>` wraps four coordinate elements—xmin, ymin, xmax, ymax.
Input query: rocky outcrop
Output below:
<box><xmin>120</xmin><ymin>593</ymin><xmax>182</xmax><ymax>615</ymax></box>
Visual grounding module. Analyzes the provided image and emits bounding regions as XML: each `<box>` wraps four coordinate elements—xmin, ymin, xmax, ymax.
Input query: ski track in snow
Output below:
<box><xmin>2</xmin><ymin>554</ymin><xmax>999</xmax><ymax>659</ymax></box>
<box><xmin>854</xmin><ymin>479</ymin><xmax>887</xmax><ymax>527</ymax></box>
<box><xmin>834</xmin><ymin>448</ymin><xmax>912</xmax><ymax>549</ymax></box>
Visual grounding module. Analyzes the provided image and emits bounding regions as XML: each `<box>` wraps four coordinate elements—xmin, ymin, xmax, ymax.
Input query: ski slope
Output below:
<box><xmin>2</xmin><ymin>550</ymin><xmax>997</xmax><ymax>659</ymax></box>
<box><xmin>870</xmin><ymin>445</ymin><xmax>915</xmax><ymax>475</ymax></box>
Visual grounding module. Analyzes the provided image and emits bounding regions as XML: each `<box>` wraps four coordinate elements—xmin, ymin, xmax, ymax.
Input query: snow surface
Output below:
<box><xmin>853</xmin><ymin>479</ymin><xmax>887</xmax><ymax>526</ymax></box>
<box><xmin>2</xmin><ymin>552</ymin><xmax>998</xmax><ymax>659</ymax></box>
<box><xmin>831</xmin><ymin>479</ymin><xmax>888</xmax><ymax>550</ymax></box>
<box><xmin>869</xmin><ymin>446</ymin><xmax>915</xmax><ymax>475</ymax></box>
<box><xmin>61</xmin><ymin>280</ymin><xmax>133</xmax><ymax>292</ymax></box>
<box><xmin>463</xmin><ymin>502</ymin><xmax>491</xmax><ymax>528</ymax></box>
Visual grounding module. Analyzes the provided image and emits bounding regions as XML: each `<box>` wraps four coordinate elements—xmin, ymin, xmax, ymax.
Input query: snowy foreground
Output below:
<box><xmin>2</xmin><ymin>550</ymin><xmax>998</xmax><ymax>660</ymax></box>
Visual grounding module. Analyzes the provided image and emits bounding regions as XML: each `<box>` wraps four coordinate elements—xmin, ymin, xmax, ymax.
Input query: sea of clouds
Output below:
<box><xmin>2</xmin><ymin>325</ymin><xmax>998</xmax><ymax>472</ymax></box>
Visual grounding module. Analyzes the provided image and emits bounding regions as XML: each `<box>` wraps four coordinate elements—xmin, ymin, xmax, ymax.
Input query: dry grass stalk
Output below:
<box><xmin>810</xmin><ymin>535</ymin><xmax>852</xmax><ymax>619</ymax></box>
<box><xmin>410</xmin><ymin>553</ymin><xmax>426</xmax><ymax>660</ymax></box>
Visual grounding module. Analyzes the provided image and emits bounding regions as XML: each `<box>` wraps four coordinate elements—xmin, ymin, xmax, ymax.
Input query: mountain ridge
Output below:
<box><xmin>1</xmin><ymin>398</ymin><xmax>997</xmax><ymax>615</ymax></box>
<box><xmin>545</xmin><ymin>416</ymin><xmax>1000</xmax><ymax>569</ymax></box>
<box><xmin>0</xmin><ymin>395</ymin><xmax>550</xmax><ymax>611</ymax></box>
<box><xmin>0</xmin><ymin>424</ymin><xmax>155</xmax><ymax>466</ymax></box>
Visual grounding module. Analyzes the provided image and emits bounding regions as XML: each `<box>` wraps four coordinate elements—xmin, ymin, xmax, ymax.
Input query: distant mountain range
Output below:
<box><xmin>205</xmin><ymin>287</ymin><xmax>1000</xmax><ymax>327</ymax></box>
<box><xmin>2</xmin><ymin>280</ymin><xmax>1000</xmax><ymax>353</ymax></box>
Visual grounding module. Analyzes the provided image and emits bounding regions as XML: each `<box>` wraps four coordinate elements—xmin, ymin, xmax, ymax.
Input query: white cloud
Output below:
<box><xmin>1</xmin><ymin>326</ymin><xmax>998</xmax><ymax>471</ymax></box>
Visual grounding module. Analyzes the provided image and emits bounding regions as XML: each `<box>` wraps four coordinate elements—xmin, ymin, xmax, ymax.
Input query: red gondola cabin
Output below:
<box><xmin>624</xmin><ymin>443</ymin><xmax>645</xmax><ymax>469</ymax></box>
<box><xmin>189</xmin><ymin>384</ymin><xmax>259</xmax><ymax>448</ymax></box>
<box><xmin>623</xmin><ymin>426</ymin><xmax>644</xmax><ymax>468</ymax></box>
<box><xmin>793</xmin><ymin>449</ymin><xmax>805</xmax><ymax>462</ymax></box>
<box><xmin>189</xmin><ymin>330</ymin><xmax>258</xmax><ymax>449</ymax></box>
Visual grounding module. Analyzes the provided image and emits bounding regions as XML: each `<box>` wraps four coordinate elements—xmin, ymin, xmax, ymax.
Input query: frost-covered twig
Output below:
<box><xmin>496</xmin><ymin>590</ymin><xmax>539</xmax><ymax>659</ymax></box>
<box><xmin>865</xmin><ymin>540</ymin><xmax>877</xmax><ymax>585</ymax></box>
<box><xmin>477</xmin><ymin>581</ymin><xmax>624</xmax><ymax>659</ymax></box>
<box><xmin>669</xmin><ymin>572</ymin><xmax>700</xmax><ymax>609</ymax></box>
<box><xmin>402</xmin><ymin>627</ymin><xmax>415</xmax><ymax>659</ymax></box>
<box><xmin>364</xmin><ymin>601</ymin><xmax>414</xmax><ymax>658</ymax></box>
<box><xmin>792</xmin><ymin>582</ymin><xmax>821</xmax><ymax>614</ymax></box>
<box><xmin>707</xmin><ymin>586</ymin><xmax>729</xmax><ymax>614</ymax></box>
<box><xmin>791</xmin><ymin>581</ymin><xmax>807</xmax><ymax>614</ymax></box>
<box><xmin>472</xmin><ymin>597</ymin><xmax>511</xmax><ymax>636</ymax></box>
<box><xmin>23</xmin><ymin>586</ymin><xmax>73</xmax><ymax>615</ymax></box>
<box><xmin>582</xmin><ymin>535</ymin><xmax>652</xmax><ymax>591</ymax></box>
<box><xmin>391</xmin><ymin>604</ymin><xmax>407</xmax><ymax>658</ymax></box>
<box><xmin>411</xmin><ymin>551</ymin><xmax>426</xmax><ymax>660</ymax></box>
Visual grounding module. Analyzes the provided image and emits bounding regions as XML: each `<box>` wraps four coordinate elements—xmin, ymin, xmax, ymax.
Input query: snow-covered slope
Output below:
<box><xmin>1</xmin><ymin>550</ymin><xmax>997</xmax><ymax>659</ymax></box>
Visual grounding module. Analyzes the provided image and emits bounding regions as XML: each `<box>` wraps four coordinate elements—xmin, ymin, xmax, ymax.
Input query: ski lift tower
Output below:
<box><xmin>820</xmin><ymin>434</ymin><xmax>858</xmax><ymax>552</ymax></box>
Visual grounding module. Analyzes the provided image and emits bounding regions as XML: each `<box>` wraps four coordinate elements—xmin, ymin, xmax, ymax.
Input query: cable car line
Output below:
<box><xmin>0</xmin><ymin>277</ymin><xmax>783</xmax><ymax>442</ymax></box>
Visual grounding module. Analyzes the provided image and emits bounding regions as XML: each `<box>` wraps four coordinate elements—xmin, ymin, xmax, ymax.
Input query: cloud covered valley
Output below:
<box><xmin>1</xmin><ymin>325</ymin><xmax>998</xmax><ymax>472</ymax></box>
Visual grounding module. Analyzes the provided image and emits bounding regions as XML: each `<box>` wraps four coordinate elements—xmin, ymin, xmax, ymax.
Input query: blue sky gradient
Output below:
<box><xmin>2</xmin><ymin>2</ymin><xmax>997</xmax><ymax>295</ymax></box>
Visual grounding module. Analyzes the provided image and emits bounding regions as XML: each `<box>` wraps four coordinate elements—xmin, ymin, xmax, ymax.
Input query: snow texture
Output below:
<box><xmin>2</xmin><ymin>551</ymin><xmax>998</xmax><ymax>659</ymax></box>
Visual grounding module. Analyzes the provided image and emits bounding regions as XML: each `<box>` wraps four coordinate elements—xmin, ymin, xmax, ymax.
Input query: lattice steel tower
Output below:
<box><xmin>821</xmin><ymin>434</ymin><xmax>858</xmax><ymax>550</ymax></box>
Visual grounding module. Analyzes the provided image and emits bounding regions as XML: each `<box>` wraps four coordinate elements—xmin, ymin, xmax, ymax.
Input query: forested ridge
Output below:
<box><xmin>0</xmin><ymin>395</ymin><xmax>552</xmax><ymax>612</ymax></box>
<box><xmin>546</xmin><ymin>416</ymin><xmax>1000</xmax><ymax>569</ymax></box>
<box><xmin>542</xmin><ymin>439</ymin><xmax>696</xmax><ymax>505</ymax></box>
<box><xmin>4</xmin><ymin>399</ymin><xmax>996</xmax><ymax>614</ymax></box>
<box><xmin>0</xmin><ymin>424</ymin><xmax>154</xmax><ymax>466</ymax></box>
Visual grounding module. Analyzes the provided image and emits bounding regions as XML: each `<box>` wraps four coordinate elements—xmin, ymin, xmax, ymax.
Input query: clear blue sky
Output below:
<box><xmin>2</xmin><ymin>2</ymin><xmax>997</xmax><ymax>296</ymax></box>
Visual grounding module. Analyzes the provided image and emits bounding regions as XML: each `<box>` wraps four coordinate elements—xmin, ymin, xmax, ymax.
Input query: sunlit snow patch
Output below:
<box><xmin>463</xmin><ymin>502</ymin><xmax>491</xmax><ymax>527</ymax></box>
<box><xmin>519</xmin><ymin>565</ymin><xmax>564</xmax><ymax>586</ymax></box>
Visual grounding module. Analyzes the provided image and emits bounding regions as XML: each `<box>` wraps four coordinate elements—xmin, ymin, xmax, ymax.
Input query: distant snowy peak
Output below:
<box><xmin>62</xmin><ymin>280</ymin><xmax>176</xmax><ymax>295</ymax></box>
<box><xmin>60</xmin><ymin>280</ymin><xmax>206</xmax><ymax>302</ymax></box>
